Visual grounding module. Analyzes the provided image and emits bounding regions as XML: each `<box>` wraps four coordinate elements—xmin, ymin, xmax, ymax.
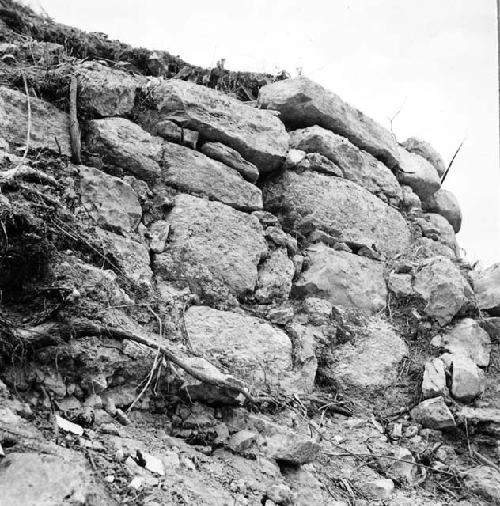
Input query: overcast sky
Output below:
<box><xmin>34</xmin><ymin>0</ymin><xmax>500</xmax><ymax>267</ymax></box>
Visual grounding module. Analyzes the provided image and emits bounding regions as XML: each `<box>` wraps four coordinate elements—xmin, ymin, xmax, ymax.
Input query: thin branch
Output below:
<box><xmin>441</xmin><ymin>138</ymin><xmax>466</xmax><ymax>184</ymax></box>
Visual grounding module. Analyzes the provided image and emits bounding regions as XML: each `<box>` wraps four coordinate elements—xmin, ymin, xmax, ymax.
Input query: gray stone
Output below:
<box><xmin>416</xmin><ymin>213</ymin><xmax>457</xmax><ymax>251</ymax></box>
<box><xmin>387</xmin><ymin>272</ymin><xmax>413</xmax><ymax>297</ymax></box>
<box><xmin>421</xmin><ymin>358</ymin><xmax>447</xmax><ymax>399</ymax></box>
<box><xmin>290</xmin><ymin>125</ymin><xmax>402</xmax><ymax>202</ymax></box>
<box><xmin>263</xmin><ymin>169</ymin><xmax>410</xmax><ymax>258</ymax></box>
<box><xmin>450</xmin><ymin>354</ymin><xmax>485</xmax><ymax>403</ymax></box>
<box><xmin>255</xmin><ymin>248</ymin><xmax>295</xmax><ymax>303</ymax></box>
<box><xmin>303</xmin><ymin>297</ymin><xmax>333</xmax><ymax>325</ymax></box>
<box><xmin>257</xmin><ymin>77</ymin><xmax>400</xmax><ymax>170</ymax></box>
<box><xmin>148</xmin><ymin>220</ymin><xmax>170</xmax><ymax>254</ymax></box>
<box><xmin>227</xmin><ymin>430</ymin><xmax>258</xmax><ymax>453</ymax></box>
<box><xmin>78</xmin><ymin>165</ymin><xmax>142</xmax><ymax>234</ymax></box>
<box><xmin>96</xmin><ymin>229</ymin><xmax>153</xmax><ymax>289</ymax></box>
<box><xmin>471</xmin><ymin>263</ymin><xmax>500</xmax><ymax>316</ymax></box>
<box><xmin>0</xmin><ymin>86</ymin><xmax>71</xmax><ymax>156</ymax></box>
<box><xmin>423</xmin><ymin>188</ymin><xmax>462</xmax><ymax>233</ymax></box>
<box><xmin>360</xmin><ymin>478</ymin><xmax>394</xmax><ymax>500</ymax></box>
<box><xmin>143</xmin><ymin>78</ymin><xmax>289</xmax><ymax>172</ymax></box>
<box><xmin>201</xmin><ymin>141</ymin><xmax>259</xmax><ymax>183</ymax></box>
<box><xmin>264</xmin><ymin>226</ymin><xmax>298</xmax><ymax>255</ymax></box>
<box><xmin>160</xmin><ymin>141</ymin><xmax>262</xmax><ymax>211</ymax></box>
<box><xmin>431</xmin><ymin>318</ymin><xmax>491</xmax><ymax>367</ymax></box>
<box><xmin>397</xmin><ymin>146</ymin><xmax>441</xmax><ymax>200</ymax></box>
<box><xmin>184</xmin><ymin>306</ymin><xmax>315</xmax><ymax>395</ymax></box>
<box><xmin>402</xmin><ymin>137</ymin><xmax>446</xmax><ymax>177</ymax></box>
<box><xmin>413</xmin><ymin>237</ymin><xmax>457</xmax><ymax>260</ymax></box>
<box><xmin>243</xmin><ymin>415</ymin><xmax>320</xmax><ymax>465</ymax></box>
<box><xmin>413</xmin><ymin>256</ymin><xmax>468</xmax><ymax>324</ymax></box>
<box><xmin>324</xmin><ymin>316</ymin><xmax>408</xmax><ymax>391</ymax></box>
<box><xmin>179</xmin><ymin>357</ymin><xmax>247</xmax><ymax>404</ymax></box>
<box><xmin>463</xmin><ymin>466</ymin><xmax>500</xmax><ymax>504</ymax></box>
<box><xmin>0</xmin><ymin>451</ymin><xmax>111</xmax><ymax>505</ymax></box>
<box><xmin>294</xmin><ymin>244</ymin><xmax>387</xmax><ymax>313</ymax></box>
<box><xmin>76</xmin><ymin>61</ymin><xmax>140</xmax><ymax>117</ymax></box>
<box><xmin>154</xmin><ymin>194</ymin><xmax>267</xmax><ymax>303</ymax></box>
<box><xmin>283</xmin><ymin>148</ymin><xmax>306</xmax><ymax>168</ymax></box>
<box><xmin>86</xmin><ymin>117</ymin><xmax>163</xmax><ymax>182</ymax></box>
<box><xmin>400</xmin><ymin>184</ymin><xmax>422</xmax><ymax>213</ymax></box>
<box><xmin>410</xmin><ymin>397</ymin><xmax>456</xmax><ymax>430</ymax></box>
<box><xmin>296</xmin><ymin>152</ymin><xmax>343</xmax><ymax>177</ymax></box>
<box><xmin>482</xmin><ymin>317</ymin><xmax>500</xmax><ymax>340</ymax></box>
<box><xmin>456</xmin><ymin>406</ymin><xmax>500</xmax><ymax>436</ymax></box>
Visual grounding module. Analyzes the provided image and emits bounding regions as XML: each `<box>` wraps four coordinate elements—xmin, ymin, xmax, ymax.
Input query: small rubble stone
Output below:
<box><xmin>450</xmin><ymin>354</ymin><xmax>485</xmax><ymax>403</ymax></box>
<box><xmin>360</xmin><ymin>478</ymin><xmax>395</xmax><ymax>499</ymax></box>
<box><xmin>431</xmin><ymin>318</ymin><xmax>491</xmax><ymax>367</ymax></box>
<box><xmin>410</xmin><ymin>397</ymin><xmax>456</xmax><ymax>430</ymax></box>
<box><xmin>397</xmin><ymin>146</ymin><xmax>441</xmax><ymax>200</ymax></box>
<box><xmin>255</xmin><ymin>248</ymin><xmax>295</xmax><ymax>303</ymax></box>
<box><xmin>149</xmin><ymin>220</ymin><xmax>170</xmax><ymax>254</ymax></box>
<box><xmin>471</xmin><ymin>263</ymin><xmax>500</xmax><ymax>316</ymax></box>
<box><xmin>388</xmin><ymin>272</ymin><xmax>413</xmax><ymax>297</ymax></box>
<box><xmin>227</xmin><ymin>430</ymin><xmax>258</xmax><ymax>454</ymax></box>
<box><xmin>422</xmin><ymin>358</ymin><xmax>447</xmax><ymax>399</ymax></box>
<box><xmin>201</xmin><ymin>141</ymin><xmax>260</xmax><ymax>182</ymax></box>
<box><xmin>423</xmin><ymin>188</ymin><xmax>462</xmax><ymax>232</ymax></box>
<box><xmin>413</xmin><ymin>256</ymin><xmax>468</xmax><ymax>325</ymax></box>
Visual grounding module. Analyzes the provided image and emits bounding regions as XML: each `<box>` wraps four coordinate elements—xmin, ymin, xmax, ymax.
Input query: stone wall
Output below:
<box><xmin>0</xmin><ymin>3</ymin><xmax>499</xmax><ymax>504</ymax></box>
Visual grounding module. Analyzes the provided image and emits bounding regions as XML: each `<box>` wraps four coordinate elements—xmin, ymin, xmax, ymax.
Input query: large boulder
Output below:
<box><xmin>289</xmin><ymin>125</ymin><xmax>402</xmax><ymax>203</ymax></box>
<box><xmin>263</xmin><ymin>169</ymin><xmax>410</xmax><ymax>258</ymax></box>
<box><xmin>431</xmin><ymin>318</ymin><xmax>491</xmax><ymax>367</ymax></box>
<box><xmin>401</xmin><ymin>137</ymin><xmax>446</xmax><ymax>177</ymax></box>
<box><xmin>294</xmin><ymin>244</ymin><xmax>387</xmax><ymax>313</ymax></box>
<box><xmin>471</xmin><ymin>263</ymin><xmax>500</xmax><ymax>316</ymax></box>
<box><xmin>78</xmin><ymin>165</ymin><xmax>142</xmax><ymax>234</ymax></box>
<box><xmin>141</xmin><ymin>78</ymin><xmax>289</xmax><ymax>172</ymax></box>
<box><xmin>423</xmin><ymin>188</ymin><xmax>462</xmax><ymax>233</ymax></box>
<box><xmin>184</xmin><ymin>306</ymin><xmax>315</xmax><ymax>395</ymax></box>
<box><xmin>154</xmin><ymin>194</ymin><xmax>267</xmax><ymax>303</ymax></box>
<box><xmin>76</xmin><ymin>60</ymin><xmax>140</xmax><ymax>117</ymax></box>
<box><xmin>257</xmin><ymin>77</ymin><xmax>400</xmax><ymax>170</ymax></box>
<box><xmin>0</xmin><ymin>86</ymin><xmax>71</xmax><ymax>156</ymax></box>
<box><xmin>322</xmin><ymin>316</ymin><xmax>408</xmax><ymax>391</ymax></box>
<box><xmin>160</xmin><ymin>141</ymin><xmax>262</xmax><ymax>211</ymax></box>
<box><xmin>86</xmin><ymin>117</ymin><xmax>163</xmax><ymax>182</ymax></box>
<box><xmin>397</xmin><ymin>146</ymin><xmax>441</xmax><ymax>200</ymax></box>
<box><xmin>413</xmin><ymin>256</ymin><xmax>468</xmax><ymax>324</ymax></box>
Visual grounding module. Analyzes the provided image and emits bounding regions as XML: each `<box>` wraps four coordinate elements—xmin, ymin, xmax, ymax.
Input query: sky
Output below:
<box><xmin>31</xmin><ymin>0</ymin><xmax>500</xmax><ymax>267</ymax></box>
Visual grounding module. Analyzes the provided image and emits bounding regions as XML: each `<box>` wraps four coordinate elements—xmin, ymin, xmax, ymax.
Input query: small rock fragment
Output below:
<box><xmin>55</xmin><ymin>415</ymin><xmax>84</xmax><ymax>436</ymax></box>
<box><xmin>410</xmin><ymin>397</ymin><xmax>456</xmax><ymax>430</ymax></box>
<box><xmin>421</xmin><ymin>358</ymin><xmax>448</xmax><ymax>399</ymax></box>
<box><xmin>451</xmin><ymin>355</ymin><xmax>485</xmax><ymax>403</ymax></box>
